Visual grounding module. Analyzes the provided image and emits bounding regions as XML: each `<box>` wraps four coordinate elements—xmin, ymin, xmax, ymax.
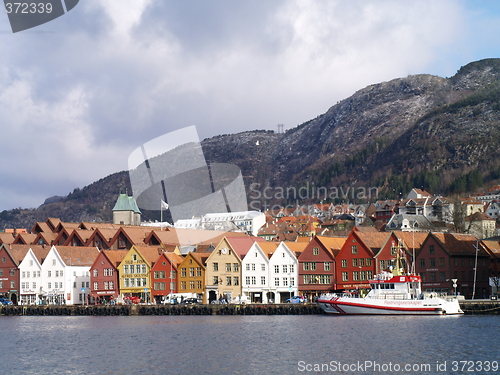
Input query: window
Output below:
<box><xmin>141</xmin><ymin>265</ymin><xmax>146</xmax><ymax>274</ymax></box>
<box><xmin>245</xmin><ymin>276</ymin><xmax>250</xmax><ymax>285</ymax></box>
<box><xmin>109</xmin><ymin>281</ymin><xmax>114</xmax><ymax>290</ymax></box>
<box><xmin>213</xmin><ymin>276</ymin><xmax>219</xmax><ymax>285</ymax></box>
<box><xmin>430</xmin><ymin>272</ymin><xmax>436</xmax><ymax>282</ymax></box>
<box><xmin>352</xmin><ymin>258</ymin><xmax>358</xmax><ymax>267</ymax></box>
<box><xmin>181</xmin><ymin>281</ymin><xmax>186</xmax><ymax>290</ymax></box>
<box><xmin>342</xmin><ymin>272</ymin><xmax>348</xmax><ymax>282</ymax></box>
<box><xmin>48</xmin><ymin>282</ymin><xmax>51</xmax><ymax>289</ymax></box>
<box><xmin>132</xmin><ymin>254</ymin><xmax>137</xmax><ymax>261</ymax></box>
<box><xmin>181</xmin><ymin>268</ymin><xmax>186</xmax><ymax>277</ymax></box>
<box><xmin>251</xmin><ymin>264</ymin><xmax>256</xmax><ymax>271</ymax></box>
<box><xmin>353</xmin><ymin>271</ymin><xmax>359</xmax><ymax>281</ymax></box>
<box><xmin>189</xmin><ymin>281</ymin><xmax>195</xmax><ymax>289</ymax></box>
<box><xmin>352</xmin><ymin>245</ymin><xmax>358</xmax><ymax>254</ymax></box>
<box><xmin>32</xmin><ymin>282</ymin><xmax>36</xmax><ymax>289</ymax></box>
<box><xmin>360</xmin><ymin>271</ymin><xmax>367</xmax><ymax>281</ymax></box>
<box><xmin>310</xmin><ymin>262</ymin><xmax>316</xmax><ymax>271</ymax></box>
<box><xmin>226</xmin><ymin>277</ymin><xmax>231</xmax><ymax>286</ymax></box>
<box><xmin>233</xmin><ymin>263</ymin><xmax>238</xmax><ymax>272</ymax></box>
<box><xmin>196</xmin><ymin>281</ymin><xmax>202</xmax><ymax>289</ymax></box>
<box><xmin>10</xmin><ymin>281</ymin><xmax>15</xmax><ymax>289</ymax></box>
<box><xmin>439</xmin><ymin>258</ymin><xmax>445</xmax><ymax>267</ymax></box>
<box><xmin>429</xmin><ymin>245</ymin><xmax>434</xmax><ymax>254</ymax></box>
<box><xmin>52</xmin><ymin>259</ymin><xmax>56</xmax><ymax>266</ymax></box>
<box><xmin>283</xmin><ymin>265</ymin><xmax>288</xmax><ymax>273</ymax></box>
<box><xmin>93</xmin><ymin>282</ymin><xmax>98</xmax><ymax>290</ymax></box>
<box><xmin>246</xmin><ymin>264</ymin><xmax>250</xmax><ymax>271</ymax></box>
<box><xmin>419</xmin><ymin>259</ymin><xmax>425</xmax><ymax>268</ymax></box>
<box><xmin>290</xmin><ymin>264</ymin><xmax>294</xmax><ymax>273</ymax></box>
<box><xmin>233</xmin><ymin>277</ymin><xmax>239</xmax><ymax>286</ymax></box>
<box><xmin>108</xmin><ymin>269</ymin><xmax>113</xmax><ymax>276</ymax></box>
<box><xmin>213</xmin><ymin>263</ymin><xmax>218</xmax><ymax>272</ymax></box>
<box><xmin>313</xmin><ymin>247</ymin><xmax>319</xmax><ymax>255</ymax></box>
<box><xmin>274</xmin><ymin>277</ymin><xmax>279</xmax><ymax>286</ymax></box>
<box><xmin>366</xmin><ymin>258</ymin><xmax>372</xmax><ymax>266</ymax></box>
<box><xmin>1</xmin><ymin>257</ymin><xmax>5</xmax><ymax>263</ymax></box>
<box><xmin>261</xmin><ymin>264</ymin><xmax>265</xmax><ymax>271</ymax></box>
<box><xmin>430</xmin><ymin>258</ymin><xmax>436</xmax><ymax>267</ymax></box>
<box><xmin>359</xmin><ymin>258</ymin><xmax>364</xmax><ymax>267</ymax></box>
<box><xmin>251</xmin><ymin>276</ymin><xmax>256</xmax><ymax>285</ymax></box>
<box><xmin>380</xmin><ymin>260</ymin><xmax>386</xmax><ymax>270</ymax></box>
<box><xmin>341</xmin><ymin>259</ymin><xmax>347</xmax><ymax>268</ymax></box>
<box><xmin>324</xmin><ymin>262</ymin><xmax>330</xmax><ymax>271</ymax></box>
<box><xmin>47</xmin><ymin>270</ymin><xmax>51</xmax><ymax>277</ymax></box>
<box><xmin>124</xmin><ymin>278</ymin><xmax>129</xmax><ymax>287</ymax></box>
<box><xmin>93</xmin><ymin>269</ymin><xmax>98</xmax><ymax>277</ymax></box>
<box><xmin>10</xmin><ymin>269</ymin><xmax>15</xmax><ymax>276</ymax></box>
<box><xmin>124</xmin><ymin>265</ymin><xmax>129</xmax><ymax>274</ymax></box>
<box><xmin>275</xmin><ymin>265</ymin><xmax>280</xmax><ymax>273</ymax></box>
<box><xmin>225</xmin><ymin>263</ymin><xmax>231</xmax><ymax>272</ymax></box>
<box><xmin>439</xmin><ymin>272</ymin><xmax>446</xmax><ymax>281</ymax></box>
<box><xmin>303</xmin><ymin>263</ymin><xmax>309</xmax><ymax>271</ymax></box>
<box><xmin>261</xmin><ymin>276</ymin><xmax>266</xmax><ymax>285</ymax></box>
<box><xmin>190</xmin><ymin>267</ymin><xmax>195</xmax><ymax>277</ymax></box>
<box><xmin>130</xmin><ymin>279</ymin><xmax>135</xmax><ymax>287</ymax></box>
<box><xmin>290</xmin><ymin>277</ymin><xmax>295</xmax><ymax>286</ymax></box>
<box><xmin>283</xmin><ymin>277</ymin><xmax>288</xmax><ymax>286</ymax></box>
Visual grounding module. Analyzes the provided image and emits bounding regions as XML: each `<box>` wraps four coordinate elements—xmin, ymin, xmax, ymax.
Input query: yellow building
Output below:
<box><xmin>204</xmin><ymin>236</ymin><xmax>264</xmax><ymax>303</ymax></box>
<box><xmin>117</xmin><ymin>245</ymin><xmax>161</xmax><ymax>303</ymax></box>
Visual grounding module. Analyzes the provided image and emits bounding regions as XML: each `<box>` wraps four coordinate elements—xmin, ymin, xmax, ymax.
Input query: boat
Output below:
<box><xmin>317</xmin><ymin>247</ymin><xmax>464</xmax><ymax>315</ymax></box>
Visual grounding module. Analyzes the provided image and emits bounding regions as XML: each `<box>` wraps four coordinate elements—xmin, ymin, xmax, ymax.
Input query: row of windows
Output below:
<box><xmin>155</xmin><ymin>270</ymin><xmax>177</xmax><ymax>279</ymax></box>
<box><xmin>303</xmin><ymin>275</ymin><xmax>330</xmax><ymax>284</ymax></box>
<box><xmin>0</xmin><ymin>269</ymin><xmax>16</xmax><ymax>277</ymax></box>
<box><xmin>22</xmin><ymin>271</ymin><xmax>40</xmax><ymax>278</ymax></box>
<box><xmin>123</xmin><ymin>278</ymin><xmax>147</xmax><ymax>288</ymax></box>
<box><xmin>92</xmin><ymin>268</ymin><xmax>114</xmax><ymax>277</ymax></box>
<box><xmin>154</xmin><ymin>282</ymin><xmax>176</xmax><ymax>290</ymax></box>
<box><xmin>47</xmin><ymin>282</ymin><xmax>63</xmax><ymax>289</ymax></box>
<box><xmin>21</xmin><ymin>282</ymin><xmax>36</xmax><ymax>289</ymax></box>
<box><xmin>212</xmin><ymin>276</ymin><xmax>239</xmax><ymax>286</ymax></box>
<box><xmin>341</xmin><ymin>271</ymin><xmax>374</xmax><ymax>282</ymax></box>
<box><xmin>303</xmin><ymin>262</ymin><xmax>330</xmax><ymax>271</ymax></box>
<box><xmin>341</xmin><ymin>258</ymin><xmax>372</xmax><ymax>268</ymax></box>
<box><xmin>93</xmin><ymin>281</ymin><xmax>115</xmax><ymax>290</ymax></box>
<box><xmin>181</xmin><ymin>267</ymin><xmax>202</xmax><ymax>277</ymax></box>
<box><xmin>180</xmin><ymin>281</ymin><xmax>202</xmax><ymax>290</ymax></box>
<box><xmin>212</xmin><ymin>263</ymin><xmax>239</xmax><ymax>272</ymax></box>
<box><xmin>123</xmin><ymin>265</ymin><xmax>146</xmax><ymax>275</ymax></box>
<box><xmin>0</xmin><ymin>281</ymin><xmax>15</xmax><ymax>289</ymax></box>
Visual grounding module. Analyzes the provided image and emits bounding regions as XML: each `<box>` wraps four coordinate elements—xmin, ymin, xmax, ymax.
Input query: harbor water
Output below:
<box><xmin>0</xmin><ymin>314</ymin><xmax>499</xmax><ymax>375</ymax></box>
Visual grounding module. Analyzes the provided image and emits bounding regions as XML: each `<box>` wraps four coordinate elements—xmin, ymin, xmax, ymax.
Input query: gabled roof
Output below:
<box><xmin>12</xmin><ymin>233</ymin><xmax>37</xmax><ymax>245</ymax></box>
<box><xmin>31</xmin><ymin>221</ymin><xmax>52</xmax><ymax>234</ymax></box>
<box><xmin>354</xmin><ymin>229</ymin><xmax>390</xmax><ymax>254</ymax></box>
<box><xmin>465</xmin><ymin>212</ymin><xmax>496</xmax><ymax>221</ymax></box>
<box><xmin>281</xmin><ymin>241</ymin><xmax>309</xmax><ymax>255</ymax></box>
<box><xmin>52</xmin><ymin>246</ymin><xmax>99</xmax><ymax>266</ymax></box>
<box><xmin>226</xmin><ymin>236</ymin><xmax>266</xmax><ymax>259</ymax></box>
<box><xmin>430</xmin><ymin>233</ymin><xmax>486</xmax><ymax>257</ymax></box>
<box><xmin>132</xmin><ymin>245</ymin><xmax>163</xmax><ymax>265</ymax></box>
<box><xmin>255</xmin><ymin>241</ymin><xmax>280</xmax><ymax>258</ymax></box>
<box><xmin>158</xmin><ymin>251</ymin><xmax>184</xmax><ymax>268</ymax></box>
<box><xmin>186</xmin><ymin>252</ymin><xmax>209</xmax><ymax>267</ymax></box>
<box><xmin>0</xmin><ymin>232</ymin><xmax>15</xmax><ymax>245</ymax></box>
<box><xmin>481</xmin><ymin>240</ymin><xmax>500</xmax><ymax>259</ymax></box>
<box><xmin>392</xmin><ymin>231</ymin><xmax>429</xmax><ymax>251</ymax></box>
<box><xmin>100</xmin><ymin>250</ymin><xmax>129</xmax><ymax>267</ymax></box>
<box><xmin>33</xmin><ymin>232</ymin><xmax>58</xmax><ymax>246</ymax></box>
<box><xmin>0</xmin><ymin>244</ymin><xmax>49</xmax><ymax>266</ymax></box>
<box><xmin>64</xmin><ymin>229</ymin><xmax>93</xmax><ymax>246</ymax></box>
<box><xmin>316</xmin><ymin>236</ymin><xmax>347</xmax><ymax>257</ymax></box>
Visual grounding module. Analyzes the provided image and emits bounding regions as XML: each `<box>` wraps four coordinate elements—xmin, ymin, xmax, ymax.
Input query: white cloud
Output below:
<box><xmin>0</xmin><ymin>0</ymin><xmax>489</xmax><ymax>211</ymax></box>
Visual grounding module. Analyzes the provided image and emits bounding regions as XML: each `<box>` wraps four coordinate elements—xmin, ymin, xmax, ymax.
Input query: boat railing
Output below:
<box><xmin>367</xmin><ymin>293</ymin><xmax>409</xmax><ymax>300</ymax></box>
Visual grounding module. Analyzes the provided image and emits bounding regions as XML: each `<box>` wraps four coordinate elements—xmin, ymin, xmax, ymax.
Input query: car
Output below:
<box><xmin>181</xmin><ymin>298</ymin><xmax>200</xmax><ymax>305</ymax></box>
<box><xmin>0</xmin><ymin>298</ymin><xmax>13</xmax><ymax>305</ymax></box>
<box><xmin>286</xmin><ymin>296</ymin><xmax>305</xmax><ymax>304</ymax></box>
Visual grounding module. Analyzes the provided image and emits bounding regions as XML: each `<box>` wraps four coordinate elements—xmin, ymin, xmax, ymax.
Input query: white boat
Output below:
<box><xmin>317</xmin><ymin>250</ymin><xmax>463</xmax><ymax>315</ymax></box>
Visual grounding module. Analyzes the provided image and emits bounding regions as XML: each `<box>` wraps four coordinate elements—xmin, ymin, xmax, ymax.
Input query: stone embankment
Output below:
<box><xmin>0</xmin><ymin>303</ymin><xmax>324</xmax><ymax>316</ymax></box>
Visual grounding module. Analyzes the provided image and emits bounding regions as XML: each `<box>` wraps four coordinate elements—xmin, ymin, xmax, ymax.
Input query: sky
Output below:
<box><xmin>0</xmin><ymin>0</ymin><xmax>500</xmax><ymax>211</ymax></box>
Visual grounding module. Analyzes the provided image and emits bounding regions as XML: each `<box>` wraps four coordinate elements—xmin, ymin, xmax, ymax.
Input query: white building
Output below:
<box><xmin>20</xmin><ymin>246</ymin><xmax>99</xmax><ymax>305</ymax></box>
<box><xmin>268</xmin><ymin>242</ymin><xmax>299</xmax><ymax>303</ymax></box>
<box><xmin>175</xmin><ymin>211</ymin><xmax>266</xmax><ymax>236</ymax></box>
<box><xmin>241</xmin><ymin>242</ymin><xmax>275</xmax><ymax>303</ymax></box>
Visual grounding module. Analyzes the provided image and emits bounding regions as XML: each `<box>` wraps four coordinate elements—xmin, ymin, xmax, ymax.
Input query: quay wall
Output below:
<box><xmin>1</xmin><ymin>301</ymin><xmax>499</xmax><ymax>316</ymax></box>
<box><xmin>0</xmin><ymin>303</ymin><xmax>324</xmax><ymax>316</ymax></box>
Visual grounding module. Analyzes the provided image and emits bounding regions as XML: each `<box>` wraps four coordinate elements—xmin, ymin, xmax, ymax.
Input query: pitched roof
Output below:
<box><xmin>431</xmin><ymin>233</ymin><xmax>486</xmax><ymax>256</ymax></box>
<box><xmin>481</xmin><ymin>240</ymin><xmax>500</xmax><ymax>259</ymax></box>
<box><xmin>226</xmin><ymin>236</ymin><xmax>266</xmax><ymax>259</ymax></box>
<box><xmin>188</xmin><ymin>252</ymin><xmax>209</xmax><ymax>266</ymax></box>
<box><xmin>53</xmin><ymin>246</ymin><xmax>100</xmax><ymax>266</ymax></box>
<box><xmin>0</xmin><ymin>232</ymin><xmax>15</xmax><ymax>245</ymax></box>
<box><xmin>101</xmin><ymin>250</ymin><xmax>129</xmax><ymax>267</ymax></box>
<box><xmin>133</xmin><ymin>246</ymin><xmax>164</xmax><ymax>265</ymax></box>
<box><xmin>393</xmin><ymin>231</ymin><xmax>429</xmax><ymax>251</ymax></box>
<box><xmin>13</xmin><ymin>233</ymin><xmax>37</xmax><ymax>245</ymax></box>
<box><xmin>316</xmin><ymin>236</ymin><xmax>347</xmax><ymax>255</ymax></box>
<box><xmin>355</xmin><ymin>230</ymin><xmax>390</xmax><ymax>254</ymax></box>
<box><xmin>2</xmin><ymin>244</ymin><xmax>50</xmax><ymax>265</ymax></box>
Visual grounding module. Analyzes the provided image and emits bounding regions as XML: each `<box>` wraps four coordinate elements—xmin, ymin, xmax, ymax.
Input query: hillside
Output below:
<box><xmin>2</xmin><ymin>58</ymin><xmax>500</xmax><ymax>229</ymax></box>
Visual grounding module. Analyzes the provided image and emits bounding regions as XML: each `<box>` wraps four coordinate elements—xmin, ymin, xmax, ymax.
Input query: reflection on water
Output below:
<box><xmin>0</xmin><ymin>315</ymin><xmax>498</xmax><ymax>374</ymax></box>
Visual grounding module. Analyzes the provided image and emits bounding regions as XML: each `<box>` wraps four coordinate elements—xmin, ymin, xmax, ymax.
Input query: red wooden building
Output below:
<box><xmin>151</xmin><ymin>251</ymin><xmax>184</xmax><ymax>304</ymax></box>
<box><xmin>89</xmin><ymin>250</ymin><xmax>128</xmax><ymax>304</ymax></box>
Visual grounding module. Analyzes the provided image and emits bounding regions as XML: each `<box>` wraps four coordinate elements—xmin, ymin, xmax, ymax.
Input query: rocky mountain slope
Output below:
<box><xmin>3</xmin><ymin>59</ymin><xmax>500</xmax><ymax>229</ymax></box>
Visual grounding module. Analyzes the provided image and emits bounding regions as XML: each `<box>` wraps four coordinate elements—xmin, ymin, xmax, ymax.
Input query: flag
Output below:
<box><xmin>161</xmin><ymin>200</ymin><xmax>169</xmax><ymax>210</ymax></box>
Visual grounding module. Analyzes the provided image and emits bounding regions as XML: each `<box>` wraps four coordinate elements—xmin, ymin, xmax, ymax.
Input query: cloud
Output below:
<box><xmin>0</xmin><ymin>0</ymin><xmax>481</xmax><ymax>211</ymax></box>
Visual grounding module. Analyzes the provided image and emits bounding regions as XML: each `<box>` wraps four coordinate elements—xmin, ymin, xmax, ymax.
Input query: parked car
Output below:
<box><xmin>286</xmin><ymin>296</ymin><xmax>305</xmax><ymax>304</ymax></box>
<box><xmin>181</xmin><ymin>298</ymin><xmax>200</xmax><ymax>305</ymax></box>
<box><xmin>0</xmin><ymin>298</ymin><xmax>13</xmax><ymax>305</ymax></box>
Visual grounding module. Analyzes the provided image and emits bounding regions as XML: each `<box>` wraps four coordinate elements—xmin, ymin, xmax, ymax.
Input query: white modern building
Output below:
<box><xmin>175</xmin><ymin>211</ymin><xmax>266</xmax><ymax>236</ymax></box>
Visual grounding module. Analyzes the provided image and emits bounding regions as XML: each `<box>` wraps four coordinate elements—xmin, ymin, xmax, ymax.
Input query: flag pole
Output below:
<box><xmin>161</xmin><ymin>200</ymin><xmax>163</xmax><ymax>227</ymax></box>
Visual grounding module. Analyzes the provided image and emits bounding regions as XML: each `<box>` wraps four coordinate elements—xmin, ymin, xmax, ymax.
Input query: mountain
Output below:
<box><xmin>3</xmin><ymin>58</ymin><xmax>500</xmax><ymax>229</ymax></box>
